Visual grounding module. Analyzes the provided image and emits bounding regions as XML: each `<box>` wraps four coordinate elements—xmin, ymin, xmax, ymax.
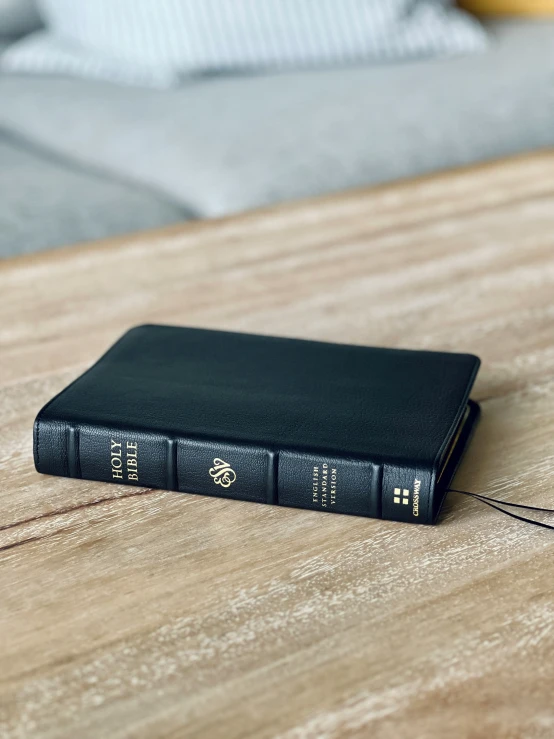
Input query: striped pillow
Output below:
<box><xmin>1</xmin><ymin>0</ymin><xmax>487</xmax><ymax>87</ymax></box>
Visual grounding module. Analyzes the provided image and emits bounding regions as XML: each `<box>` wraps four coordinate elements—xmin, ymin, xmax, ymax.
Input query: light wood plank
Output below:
<box><xmin>2</xmin><ymin>152</ymin><xmax>554</xmax><ymax>739</ymax></box>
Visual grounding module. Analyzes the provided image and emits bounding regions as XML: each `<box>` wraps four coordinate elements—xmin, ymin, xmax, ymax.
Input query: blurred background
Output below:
<box><xmin>1</xmin><ymin>0</ymin><xmax>553</xmax><ymax>258</ymax></box>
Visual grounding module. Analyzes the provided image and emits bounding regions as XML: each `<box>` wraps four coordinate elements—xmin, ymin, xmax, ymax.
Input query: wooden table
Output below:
<box><xmin>2</xmin><ymin>152</ymin><xmax>554</xmax><ymax>739</ymax></box>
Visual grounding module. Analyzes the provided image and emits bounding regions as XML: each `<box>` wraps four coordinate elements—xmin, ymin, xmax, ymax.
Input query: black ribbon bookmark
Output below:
<box><xmin>448</xmin><ymin>489</ymin><xmax>554</xmax><ymax>531</ymax></box>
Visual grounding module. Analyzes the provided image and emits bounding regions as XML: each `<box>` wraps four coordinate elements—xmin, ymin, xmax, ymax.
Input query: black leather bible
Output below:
<box><xmin>34</xmin><ymin>325</ymin><xmax>480</xmax><ymax>524</ymax></box>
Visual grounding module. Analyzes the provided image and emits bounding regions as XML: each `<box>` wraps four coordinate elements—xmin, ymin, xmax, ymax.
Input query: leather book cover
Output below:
<box><xmin>33</xmin><ymin>325</ymin><xmax>480</xmax><ymax>524</ymax></box>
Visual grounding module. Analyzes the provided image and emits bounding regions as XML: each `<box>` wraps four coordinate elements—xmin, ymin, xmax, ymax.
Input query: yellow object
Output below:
<box><xmin>460</xmin><ymin>0</ymin><xmax>554</xmax><ymax>13</ymax></box>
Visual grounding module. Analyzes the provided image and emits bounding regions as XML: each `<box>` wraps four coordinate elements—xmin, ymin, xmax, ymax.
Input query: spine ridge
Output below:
<box><xmin>266</xmin><ymin>451</ymin><xmax>278</xmax><ymax>505</ymax></box>
<box><xmin>67</xmin><ymin>425</ymin><xmax>81</xmax><ymax>479</ymax></box>
<box><xmin>166</xmin><ymin>438</ymin><xmax>177</xmax><ymax>491</ymax></box>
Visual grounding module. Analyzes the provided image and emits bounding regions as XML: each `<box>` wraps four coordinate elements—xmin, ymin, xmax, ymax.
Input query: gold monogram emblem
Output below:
<box><xmin>209</xmin><ymin>458</ymin><xmax>237</xmax><ymax>488</ymax></box>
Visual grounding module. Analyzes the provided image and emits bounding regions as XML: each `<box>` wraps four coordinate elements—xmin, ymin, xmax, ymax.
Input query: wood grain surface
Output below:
<box><xmin>2</xmin><ymin>153</ymin><xmax>554</xmax><ymax>739</ymax></box>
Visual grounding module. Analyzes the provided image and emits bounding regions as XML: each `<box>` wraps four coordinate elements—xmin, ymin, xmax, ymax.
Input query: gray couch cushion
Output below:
<box><xmin>0</xmin><ymin>37</ymin><xmax>14</xmax><ymax>53</ymax></box>
<box><xmin>0</xmin><ymin>19</ymin><xmax>553</xmax><ymax>217</ymax></box>
<box><xmin>0</xmin><ymin>132</ymin><xmax>189</xmax><ymax>257</ymax></box>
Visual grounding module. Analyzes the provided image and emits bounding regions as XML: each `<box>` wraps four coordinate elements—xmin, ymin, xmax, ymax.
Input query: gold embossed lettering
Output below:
<box><xmin>125</xmin><ymin>441</ymin><xmax>139</xmax><ymax>482</ymax></box>
<box><xmin>111</xmin><ymin>440</ymin><xmax>123</xmax><ymax>479</ymax></box>
<box><xmin>330</xmin><ymin>468</ymin><xmax>337</xmax><ymax>505</ymax></box>
<box><xmin>413</xmin><ymin>479</ymin><xmax>421</xmax><ymax>517</ymax></box>
<box><xmin>312</xmin><ymin>465</ymin><xmax>319</xmax><ymax>503</ymax></box>
<box><xmin>321</xmin><ymin>463</ymin><xmax>328</xmax><ymax>507</ymax></box>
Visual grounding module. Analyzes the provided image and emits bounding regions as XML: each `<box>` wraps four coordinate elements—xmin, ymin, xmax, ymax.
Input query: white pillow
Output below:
<box><xmin>0</xmin><ymin>0</ymin><xmax>41</xmax><ymax>36</ymax></box>
<box><xmin>2</xmin><ymin>0</ymin><xmax>487</xmax><ymax>87</ymax></box>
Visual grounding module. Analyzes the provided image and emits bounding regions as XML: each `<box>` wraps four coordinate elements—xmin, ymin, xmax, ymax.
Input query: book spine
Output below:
<box><xmin>33</xmin><ymin>420</ymin><xmax>276</xmax><ymax>505</ymax></box>
<box><xmin>380</xmin><ymin>462</ymin><xmax>434</xmax><ymax>525</ymax></box>
<box><xmin>34</xmin><ymin>418</ymin><xmax>432</xmax><ymax>522</ymax></box>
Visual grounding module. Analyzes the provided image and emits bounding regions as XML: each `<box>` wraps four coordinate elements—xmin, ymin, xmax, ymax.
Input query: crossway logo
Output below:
<box><xmin>393</xmin><ymin>482</ymin><xmax>421</xmax><ymax>516</ymax></box>
<box><xmin>394</xmin><ymin>488</ymin><xmax>410</xmax><ymax>505</ymax></box>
